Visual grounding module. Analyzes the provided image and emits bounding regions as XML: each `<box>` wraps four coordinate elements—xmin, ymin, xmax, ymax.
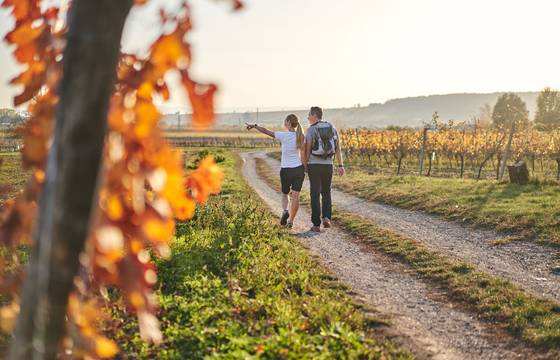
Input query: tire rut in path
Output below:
<box><xmin>241</xmin><ymin>152</ymin><xmax>538</xmax><ymax>360</ymax></box>
<box><xmin>258</xmin><ymin>152</ymin><xmax>560</xmax><ymax>303</ymax></box>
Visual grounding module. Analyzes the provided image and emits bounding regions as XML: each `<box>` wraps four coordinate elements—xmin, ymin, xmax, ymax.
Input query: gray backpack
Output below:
<box><xmin>311</xmin><ymin>122</ymin><xmax>336</xmax><ymax>159</ymax></box>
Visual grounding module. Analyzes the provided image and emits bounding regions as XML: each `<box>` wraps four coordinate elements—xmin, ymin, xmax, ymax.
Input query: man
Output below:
<box><xmin>302</xmin><ymin>106</ymin><xmax>345</xmax><ymax>233</ymax></box>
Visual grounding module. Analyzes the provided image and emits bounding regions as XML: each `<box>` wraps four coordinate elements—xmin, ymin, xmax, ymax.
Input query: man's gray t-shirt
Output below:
<box><xmin>305</xmin><ymin>121</ymin><xmax>340</xmax><ymax>165</ymax></box>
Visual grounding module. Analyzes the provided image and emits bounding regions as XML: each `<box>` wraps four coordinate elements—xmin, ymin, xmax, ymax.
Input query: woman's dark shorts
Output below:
<box><xmin>280</xmin><ymin>165</ymin><xmax>305</xmax><ymax>194</ymax></box>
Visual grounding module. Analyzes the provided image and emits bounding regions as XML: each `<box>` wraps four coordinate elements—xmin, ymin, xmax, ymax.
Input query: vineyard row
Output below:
<box><xmin>340</xmin><ymin>127</ymin><xmax>560</xmax><ymax>180</ymax></box>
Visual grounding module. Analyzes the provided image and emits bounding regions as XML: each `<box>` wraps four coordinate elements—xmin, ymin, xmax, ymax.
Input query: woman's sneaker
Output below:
<box><xmin>287</xmin><ymin>222</ymin><xmax>293</xmax><ymax>229</ymax></box>
<box><xmin>280</xmin><ymin>210</ymin><xmax>289</xmax><ymax>226</ymax></box>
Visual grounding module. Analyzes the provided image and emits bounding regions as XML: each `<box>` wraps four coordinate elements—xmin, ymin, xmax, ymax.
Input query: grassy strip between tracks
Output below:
<box><xmin>255</xmin><ymin>156</ymin><xmax>560</xmax><ymax>355</ymax></box>
<box><xmin>110</xmin><ymin>149</ymin><xmax>412</xmax><ymax>359</ymax></box>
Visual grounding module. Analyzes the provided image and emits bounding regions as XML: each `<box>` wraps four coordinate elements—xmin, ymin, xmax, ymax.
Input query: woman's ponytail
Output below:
<box><xmin>296</xmin><ymin>123</ymin><xmax>304</xmax><ymax>149</ymax></box>
<box><xmin>286</xmin><ymin>114</ymin><xmax>304</xmax><ymax>149</ymax></box>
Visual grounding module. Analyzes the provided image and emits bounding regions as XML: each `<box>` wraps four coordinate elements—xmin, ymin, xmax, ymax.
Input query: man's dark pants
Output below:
<box><xmin>308</xmin><ymin>163</ymin><xmax>333</xmax><ymax>227</ymax></box>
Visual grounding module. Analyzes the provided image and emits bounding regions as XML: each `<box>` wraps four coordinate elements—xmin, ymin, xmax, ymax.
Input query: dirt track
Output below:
<box><xmin>241</xmin><ymin>152</ymin><xmax>543</xmax><ymax>360</ymax></box>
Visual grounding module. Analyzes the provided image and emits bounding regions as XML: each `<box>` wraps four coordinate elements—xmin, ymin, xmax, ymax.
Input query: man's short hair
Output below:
<box><xmin>309</xmin><ymin>106</ymin><xmax>323</xmax><ymax>120</ymax></box>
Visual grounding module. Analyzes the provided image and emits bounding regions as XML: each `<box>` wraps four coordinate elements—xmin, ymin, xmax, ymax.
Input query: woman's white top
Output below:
<box><xmin>274</xmin><ymin>131</ymin><xmax>302</xmax><ymax>168</ymax></box>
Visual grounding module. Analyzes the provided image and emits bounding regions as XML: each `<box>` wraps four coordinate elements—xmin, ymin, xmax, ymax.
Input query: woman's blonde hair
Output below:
<box><xmin>286</xmin><ymin>114</ymin><xmax>304</xmax><ymax>149</ymax></box>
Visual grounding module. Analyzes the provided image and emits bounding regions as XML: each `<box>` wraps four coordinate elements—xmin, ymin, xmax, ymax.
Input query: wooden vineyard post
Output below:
<box><xmin>418</xmin><ymin>127</ymin><xmax>428</xmax><ymax>175</ymax></box>
<box><xmin>498</xmin><ymin>121</ymin><xmax>516</xmax><ymax>181</ymax></box>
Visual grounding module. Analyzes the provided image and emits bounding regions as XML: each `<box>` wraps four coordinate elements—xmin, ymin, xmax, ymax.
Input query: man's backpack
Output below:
<box><xmin>311</xmin><ymin>122</ymin><xmax>336</xmax><ymax>159</ymax></box>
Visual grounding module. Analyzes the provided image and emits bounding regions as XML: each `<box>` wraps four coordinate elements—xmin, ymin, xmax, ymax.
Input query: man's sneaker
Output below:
<box><xmin>280</xmin><ymin>210</ymin><xmax>289</xmax><ymax>226</ymax></box>
<box><xmin>322</xmin><ymin>218</ymin><xmax>331</xmax><ymax>228</ymax></box>
<box><xmin>310</xmin><ymin>226</ymin><xmax>321</xmax><ymax>233</ymax></box>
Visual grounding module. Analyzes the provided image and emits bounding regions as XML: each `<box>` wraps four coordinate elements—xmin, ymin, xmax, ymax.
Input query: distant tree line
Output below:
<box><xmin>491</xmin><ymin>87</ymin><xmax>560</xmax><ymax>130</ymax></box>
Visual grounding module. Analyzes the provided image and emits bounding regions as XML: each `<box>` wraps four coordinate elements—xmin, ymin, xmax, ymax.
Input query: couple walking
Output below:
<box><xmin>246</xmin><ymin>106</ymin><xmax>345</xmax><ymax>232</ymax></box>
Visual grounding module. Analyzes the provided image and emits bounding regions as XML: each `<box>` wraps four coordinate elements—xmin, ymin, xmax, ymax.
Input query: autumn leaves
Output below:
<box><xmin>0</xmin><ymin>0</ymin><xmax>238</xmax><ymax>357</ymax></box>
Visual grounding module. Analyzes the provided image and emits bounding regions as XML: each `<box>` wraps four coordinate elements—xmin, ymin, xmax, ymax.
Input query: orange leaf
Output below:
<box><xmin>181</xmin><ymin>72</ymin><xmax>217</xmax><ymax>129</ymax></box>
<box><xmin>95</xmin><ymin>337</ymin><xmax>119</xmax><ymax>358</ymax></box>
<box><xmin>150</xmin><ymin>29</ymin><xmax>191</xmax><ymax>75</ymax></box>
<box><xmin>142</xmin><ymin>218</ymin><xmax>174</xmax><ymax>244</ymax></box>
<box><xmin>5</xmin><ymin>20</ymin><xmax>45</xmax><ymax>47</ymax></box>
<box><xmin>2</xmin><ymin>0</ymin><xmax>40</xmax><ymax>21</ymax></box>
<box><xmin>14</xmin><ymin>42</ymin><xmax>36</xmax><ymax>63</ymax></box>
<box><xmin>22</xmin><ymin>133</ymin><xmax>48</xmax><ymax>167</ymax></box>
<box><xmin>106</xmin><ymin>194</ymin><xmax>124</xmax><ymax>221</ymax></box>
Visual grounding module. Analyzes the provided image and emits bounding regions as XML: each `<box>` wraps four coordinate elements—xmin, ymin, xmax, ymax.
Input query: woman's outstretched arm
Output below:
<box><xmin>246</xmin><ymin>123</ymin><xmax>274</xmax><ymax>138</ymax></box>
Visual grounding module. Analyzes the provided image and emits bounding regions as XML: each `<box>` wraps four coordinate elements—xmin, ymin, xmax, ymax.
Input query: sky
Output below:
<box><xmin>1</xmin><ymin>0</ymin><xmax>560</xmax><ymax>113</ymax></box>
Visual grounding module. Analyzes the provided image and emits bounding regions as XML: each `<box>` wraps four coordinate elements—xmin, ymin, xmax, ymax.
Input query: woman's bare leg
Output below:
<box><xmin>288</xmin><ymin>191</ymin><xmax>300</xmax><ymax>223</ymax></box>
<box><xmin>282</xmin><ymin>193</ymin><xmax>289</xmax><ymax>212</ymax></box>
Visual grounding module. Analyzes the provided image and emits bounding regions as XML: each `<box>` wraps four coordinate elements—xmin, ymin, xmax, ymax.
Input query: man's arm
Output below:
<box><xmin>335</xmin><ymin>132</ymin><xmax>345</xmax><ymax>176</ymax></box>
<box><xmin>302</xmin><ymin>128</ymin><xmax>313</xmax><ymax>172</ymax></box>
<box><xmin>302</xmin><ymin>139</ymin><xmax>312</xmax><ymax>170</ymax></box>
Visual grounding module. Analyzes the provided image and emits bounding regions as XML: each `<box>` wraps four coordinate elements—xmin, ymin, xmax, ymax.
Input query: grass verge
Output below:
<box><xmin>111</xmin><ymin>149</ymin><xmax>412</xmax><ymax>359</ymax></box>
<box><xmin>256</xmin><ymin>155</ymin><xmax>560</xmax><ymax>355</ymax></box>
<box><xmin>0</xmin><ymin>153</ymin><xmax>30</xmax><ymax>204</ymax></box>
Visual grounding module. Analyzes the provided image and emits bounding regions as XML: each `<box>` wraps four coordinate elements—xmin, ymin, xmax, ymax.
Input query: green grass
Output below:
<box><xmin>333</xmin><ymin>171</ymin><xmax>560</xmax><ymax>246</ymax></box>
<box><xmin>111</xmin><ymin>149</ymin><xmax>412</xmax><ymax>359</ymax></box>
<box><xmin>338</xmin><ymin>213</ymin><xmax>560</xmax><ymax>353</ymax></box>
<box><xmin>269</xmin><ymin>151</ymin><xmax>560</xmax><ymax>245</ymax></box>
<box><xmin>0</xmin><ymin>153</ymin><xmax>31</xmax><ymax>353</ymax></box>
<box><xmin>255</xmin><ymin>156</ymin><xmax>560</xmax><ymax>355</ymax></box>
<box><xmin>0</xmin><ymin>153</ymin><xmax>30</xmax><ymax>204</ymax></box>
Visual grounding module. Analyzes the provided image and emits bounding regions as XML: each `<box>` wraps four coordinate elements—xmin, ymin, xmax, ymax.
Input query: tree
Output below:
<box><xmin>534</xmin><ymin>87</ymin><xmax>560</xmax><ymax>131</ymax></box>
<box><xmin>1</xmin><ymin>0</ymin><xmax>235</xmax><ymax>358</ymax></box>
<box><xmin>491</xmin><ymin>93</ymin><xmax>528</xmax><ymax>129</ymax></box>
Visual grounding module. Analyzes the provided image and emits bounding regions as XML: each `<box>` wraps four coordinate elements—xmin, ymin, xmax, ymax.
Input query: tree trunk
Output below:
<box><xmin>556</xmin><ymin>159</ymin><xmax>560</xmax><ymax>180</ymax></box>
<box><xmin>477</xmin><ymin>152</ymin><xmax>495</xmax><ymax>180</ymax></box>
<box><xmin>459</xmin><ymin>154</ymin><xmax>465</xmax><ymax>178</ymax></box>
<box><xmin>9</xmin><ymin>1</ymin><xmax>133</xmax><ymax>359</ymax></box>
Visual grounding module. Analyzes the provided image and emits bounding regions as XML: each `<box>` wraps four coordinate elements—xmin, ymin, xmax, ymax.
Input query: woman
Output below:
<box><xmin>246</xmin><ymin>114</ymin><xmax>305</xmax><ymax>228</ymax></box>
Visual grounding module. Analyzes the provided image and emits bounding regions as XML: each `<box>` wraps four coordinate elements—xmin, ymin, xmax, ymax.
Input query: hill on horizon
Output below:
<box><xmin>162</xmin><ymin>91</ymin><xmax>540</xmax><ymax>129</ymax></box>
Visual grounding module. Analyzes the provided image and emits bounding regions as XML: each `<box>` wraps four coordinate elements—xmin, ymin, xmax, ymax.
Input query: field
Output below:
<box><xmin>0</xmin><ymin>128</ymin><xmax>280</xmax><ymax>152</ymax></box>
<box><xmin>3</xmin><ymin>144</ymin><xmax>560</xmax><ymax>358</ymax></box>
<box><xmin>164</xmin><ymin>128</ymin><xmax>276</xmax><ymax>138</ymax></box>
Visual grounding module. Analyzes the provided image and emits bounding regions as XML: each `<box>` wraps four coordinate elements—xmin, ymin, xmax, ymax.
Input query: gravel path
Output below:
<box><xmin>258</xmin><ymin>152</ymin><xmax>560</xmax><ymax>303</ymax></box>
<box><xmin>241</xmin><ymin>152</ymin><xmax>542</xmax><ymax>360</ymax></box>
